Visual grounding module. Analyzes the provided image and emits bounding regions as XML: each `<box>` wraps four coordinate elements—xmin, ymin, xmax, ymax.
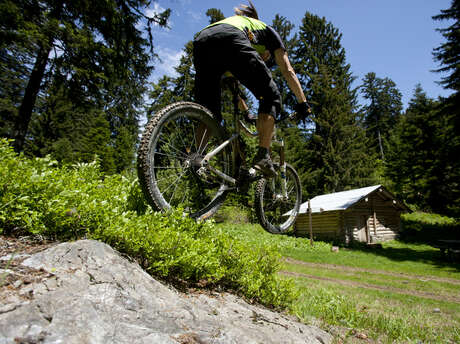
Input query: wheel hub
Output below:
<box><xmin>184</xmin><ymin>152</ymin><xmax>203</xmax><ymax>171</ymax></box>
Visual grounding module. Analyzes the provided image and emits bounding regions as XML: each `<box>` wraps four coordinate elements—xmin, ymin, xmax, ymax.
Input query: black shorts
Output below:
<box><xmin>193</xmin><ymin>24</ymin><xmax>281</xmax><ymax>122</ymax></box>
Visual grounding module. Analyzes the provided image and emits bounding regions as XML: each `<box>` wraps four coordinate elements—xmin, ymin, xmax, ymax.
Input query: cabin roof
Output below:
<box><xmin>297</xmin><ymin>185</ymin><xmax>409</xmax><ymax>214</ymax></box>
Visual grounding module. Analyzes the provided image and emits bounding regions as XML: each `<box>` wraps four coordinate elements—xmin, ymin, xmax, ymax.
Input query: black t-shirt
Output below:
<box><xmin>205</xmin><ymin>15</ymin><xmax>285</xmax><ymax>56</ymax></box>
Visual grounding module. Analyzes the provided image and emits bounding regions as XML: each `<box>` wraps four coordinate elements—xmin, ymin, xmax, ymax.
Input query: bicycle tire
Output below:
<box><xmin>137</xmin><ymin>102</ymin><xmax>231</xmax><ymax>220</ymax></box>
<box><xmin>254</xmin><ymin>163</ymin><xmax>302</xmax><ymax>234</ymax></box>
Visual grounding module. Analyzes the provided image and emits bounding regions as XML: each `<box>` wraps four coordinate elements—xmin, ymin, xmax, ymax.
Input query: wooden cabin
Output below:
<box><xmin>294</xmin><ymin>185</ymin><xmax>410</xmax><ymax>244</ymax></box>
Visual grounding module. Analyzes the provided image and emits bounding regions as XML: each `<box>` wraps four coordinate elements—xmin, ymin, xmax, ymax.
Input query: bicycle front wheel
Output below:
<box><xmin>254</xmin><ymin>163</ymin><xmax>302</xmax><ymax>234</ymax></box>
<box><xmin>137</xmin><ymin>102</ymin><xmax>231</xmax><ymax>220</ymax></box>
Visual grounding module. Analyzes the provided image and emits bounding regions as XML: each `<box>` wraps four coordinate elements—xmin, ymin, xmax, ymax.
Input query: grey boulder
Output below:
<box><xmin>0</xmin><ymin>240</ymin><xmax>332</xmax><ymax>344</ymax></box>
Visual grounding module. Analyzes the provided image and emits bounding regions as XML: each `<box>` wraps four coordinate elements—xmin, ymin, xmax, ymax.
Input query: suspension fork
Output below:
<box><xmin>273</xmin><ymin>137</ymin><xmax>288</xmax><ymax>198</ymax></box>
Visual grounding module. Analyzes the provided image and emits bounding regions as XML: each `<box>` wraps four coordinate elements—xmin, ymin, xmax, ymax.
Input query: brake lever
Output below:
<box><xmin>276</xmin><ymin>112</ymin><xmax>297</xmax><ymax>123</ymax></box>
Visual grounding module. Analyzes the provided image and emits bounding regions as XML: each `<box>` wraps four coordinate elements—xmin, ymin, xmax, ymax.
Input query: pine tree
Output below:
<box><xmin>360</xmin><ymin>72</ymin><xmax>403</xmax><ymax>161</ymax></box>
<box><xmin>386</xmin><ymin>85</ymin><xmax>440</xmax><ymax>211</ymax></box>
<box><xmin>205</xmin><ymin>8</ymin><xmax>225</xmax><ymax>24</ymax></box>
<box><xmin>293</xmin><ymin>12</ymin><xmax>375</xmax><ymax>196</ymax></box>
<box><xmin>433</xmin><ymin>0</ymin><xmax>460</xmax><ymax>93</ymax></box>
<box><xmin>26</xmin><ymin>81</ymin><xmax>117</xmax><ymax>173</ymax></box>
<box><xmin>431</xmin><ymin>0</ymin><xmax>460</xmax><ymax>217</ymax></box>
<box><xmin>0</xmin><ymin>0</ymin><xmax>170</xmax><ymax>165</ymax></box>
<box><xmin>270</xmin><ymin>14</ymin><xmax>298</xmax><ymax>112</ymax></box>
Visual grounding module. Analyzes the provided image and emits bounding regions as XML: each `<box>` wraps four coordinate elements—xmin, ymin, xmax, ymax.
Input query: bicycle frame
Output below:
<box><xmin>199</xmin><ymin>90</ymin><xmax>289</xmax><ymax>199</ymax></box>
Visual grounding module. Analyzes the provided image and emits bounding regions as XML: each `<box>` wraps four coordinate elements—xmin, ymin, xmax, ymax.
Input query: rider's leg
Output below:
<box><xmin>193</xmin><ymin>32</ymin><xmax>225</xmax><ymax>154</ymax></box>
<box><xmin>257</xmin><ymin>113</ymin><xmax>275</xmax><ymax>148</ymax></box>
<box><xmin>253</xmin><ymin>112</ymin><xmax>277</xmax><ymax>177</ymax></box>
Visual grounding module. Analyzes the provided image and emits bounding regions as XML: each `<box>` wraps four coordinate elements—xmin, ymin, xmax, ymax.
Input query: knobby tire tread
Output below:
<box><xmin>137</xmin><ymin>101</ymin><xmax>229</xmax><ymax>220</ymax></box>
<box><xmin>254</xmin><ymin>163</ymin><xmax>301</xmax><ymax>234</ymax></box>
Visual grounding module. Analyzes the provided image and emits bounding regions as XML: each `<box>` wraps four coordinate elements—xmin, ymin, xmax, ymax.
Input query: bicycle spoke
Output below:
<box><xmin>155</xmin><ymin>170</ymin><xmax>183</xmax><ymax>186</ymax></box>
<box><xmin>179</xmin><ymin>184</ymin><xmax>189</xmax><ymax>206</ymax></box>
<box><xmin>172</xmin><ymin>115</ymin><xmax>193</xmax><ymax>154</ymax></box>
<box><xmin>161</xmin><ymin>169</ymin><xmax>188</xmax><ymax>195</ymax></box>
<box><xmin>154</xmin><ymin>150</ymin><xmax>187</xmax><ymax>161</ymax></box>
<box><xmin>191</xmin><ymin>122</ymin><xmax>198</xmax><ymax>152</ymax></box>
<box><xmin>153</xmin><ymin>166</ymin><xmax>183</xmax><ymax>170</ymax></box>
<box><xmin>138</xmin><ymin>103</ymin><xmax>231</xmax><ymax>220</ymax></box>
<box><xmin>168</xmin><ymin>170</ymin><xmax>188</xmax><ymax>206</ymax></box>
<box><xmin>197</xmin><ymin>127</ymin><xmax>208</xmax><ymax>154</ymax></box>
<box><xmin>158</xmin><ymin>137</ymin><xmax>189</xmax><ymax>159</ymax></box>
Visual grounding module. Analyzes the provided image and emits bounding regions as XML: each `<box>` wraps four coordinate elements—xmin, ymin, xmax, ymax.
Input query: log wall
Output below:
<box><xmin>295</xmin><ymin>191</ymin><xmax>403</xmax><ymax>243</ymax></box>
<box><xmin>295</xmin><ymin>210</ymin><xmax>342</xmax><ymax>240</ymax></box>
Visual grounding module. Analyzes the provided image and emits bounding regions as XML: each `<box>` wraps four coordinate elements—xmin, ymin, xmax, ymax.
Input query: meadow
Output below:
<box><xmin>219</xmin><ymin>223</ymin><xmax>460</xmax><ymax>343</ymax></box>
<box><xmin>1</xmin><ymin>139</ymin><xmax>459</xmax><ymax>343</ymax></box>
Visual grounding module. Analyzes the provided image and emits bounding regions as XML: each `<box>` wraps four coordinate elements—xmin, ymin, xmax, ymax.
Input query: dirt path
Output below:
<box><xmin>280</xmin><ymin>270</ymin><xmax>460</xmax><ymax>304</ymax></box>
<box><xmin>283</xmin><ymin>257</ymin><xmax>460</xmax><ymax>285</ymax></box>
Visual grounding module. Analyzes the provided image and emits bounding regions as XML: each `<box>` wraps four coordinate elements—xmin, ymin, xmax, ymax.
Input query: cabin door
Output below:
<box><xmin>357</xmin><ymin>216</ymin><xmax>370</xmax><ymax>243</ymax></box>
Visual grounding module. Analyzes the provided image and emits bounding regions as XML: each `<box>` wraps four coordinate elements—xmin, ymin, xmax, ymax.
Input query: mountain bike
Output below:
<box><xmin>137</xmin><ymin>84</ymin><xmax>302</xmax><ymax>234</ymax></box>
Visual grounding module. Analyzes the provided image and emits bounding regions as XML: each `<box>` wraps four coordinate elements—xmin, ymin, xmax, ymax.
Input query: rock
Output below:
<box><xmin>0</xmin><ymin>240</ymin><xmax>332</xmax><ymax>344</ymax></box>
<box><xmin>12</xmin><ymin>279</ymin><xmax>23</xmax><ymax>288</ymax></box>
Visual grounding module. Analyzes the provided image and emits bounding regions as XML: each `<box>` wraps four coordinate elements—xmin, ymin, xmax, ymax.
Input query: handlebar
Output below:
<box><xmin>276</xmin><ymin>111</ymin><xmax>298</xmax><ymax>123</ymax></box>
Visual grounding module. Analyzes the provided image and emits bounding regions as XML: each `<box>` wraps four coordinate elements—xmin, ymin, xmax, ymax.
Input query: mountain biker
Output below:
<box><xmin>193</xmin><ymin>1</ymin><xmax>310</xmax><ymax>177</ymax></box>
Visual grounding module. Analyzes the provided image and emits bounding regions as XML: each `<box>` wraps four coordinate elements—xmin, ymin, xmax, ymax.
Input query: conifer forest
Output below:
<box><xmin>1</xmin><ymin>0</ymin><xmax>459</xmax><ymax>218</ymax></box>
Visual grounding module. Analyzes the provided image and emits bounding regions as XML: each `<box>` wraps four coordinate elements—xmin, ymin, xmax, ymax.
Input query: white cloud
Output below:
<box><xmin>154</xmin><ymin>47</ymin><xmax>185</xmax><ymax>79</ymax></box>
<box><xmin>145</xmin><ymin>2</ymin><xmax>166</xmax><ymax>18</ymax></box>
<box><xmin>187</xmin><ymin>10</ymin><xmax>204</xmax><ymax>23</ymax></box>
<box><xmin>145</xmin><ymin>2</ymin><xmax>172</xmax><ymax>27</ymax></box>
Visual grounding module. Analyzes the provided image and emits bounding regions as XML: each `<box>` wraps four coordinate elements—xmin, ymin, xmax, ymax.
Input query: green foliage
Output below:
<box><xmin>293</xmin><ymin>12</ymin><xmax>377</xmax><ymax>196</ymax></box>
<box><xmin>219</xmin><ymin>223</ymin><xmax>332</xmax><ymax>254</ymax></box>
<box><xmin>214</xmin><ymin>205</ymin><xmax>251</xmax><ymax>224</ymax></box>
<box><xmin>1</xmin><ymin>0</ymin><xmax>170</xmax><ymax>171</ymax></box>
<box><xmin>400</xmin><ymin>211</ymin><xmax>459</xmax><ymax>243</ymax></box>
<box><xmin>432</xmin><ymin>0</ymin><xmax>460</xmax><ymax>92</ymax></box>
<box><xmin>385</xmin><ymin>85</ymin><xmax>460</xmax><ymax>217</ymax></box>
<box><xmin>205</xmin><ymin>8</ymin><xmax>225</xmax><ymax>24</ymax></box>
<box><xmin>0</xmin><ymin>139</ymin><xmax>296</xmax><ymax>308</ymax></box>
<box><xmin>360</xmin><ymin>72</ymin><xmax>403</xmax><ymax>160</ymax></box>
<box><xmin>430</xmin><ymin>1</ymin><xmax>460</xmax><ymax>217</ymax></box>
<box><xmin>270</xmin><ymin>14</ymin><xmax>298</xmax><ymax>111</ymax></box>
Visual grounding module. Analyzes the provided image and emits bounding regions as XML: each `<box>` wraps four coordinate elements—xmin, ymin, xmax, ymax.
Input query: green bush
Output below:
<box><xmin>0</xmin><ymin>139</ymin><xmax>296</xmax><ymax>308</ymax></box>
<box><xmin>400</xmin><ymin>212</ymin><xmax>459</xmax><ymax>243</ymax></box>
<box><xmin>214</xmin><ymin>205</ymin><xmax>251</xmax><ymax>224</ymax></box>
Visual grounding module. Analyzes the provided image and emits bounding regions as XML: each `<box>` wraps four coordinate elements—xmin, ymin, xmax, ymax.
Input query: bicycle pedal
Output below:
<box><xmin>248</xmin><ymin>168</ymin><xmax>257</xmax><ymax>178</ymax></box>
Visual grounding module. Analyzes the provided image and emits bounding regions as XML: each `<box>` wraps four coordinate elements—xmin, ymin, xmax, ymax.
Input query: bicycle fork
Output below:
<box><xmin>272</xmin><ymin>137</ymin><xmax>289</xmax><ymax>200</ymax></box>
<box><xmin>199</xmin><ymin>133</ymin><xmax>240</xmax><ymax>186</ymax></box>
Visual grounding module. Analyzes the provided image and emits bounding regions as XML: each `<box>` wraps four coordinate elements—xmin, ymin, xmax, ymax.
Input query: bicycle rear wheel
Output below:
<box><xmin>137</xmin><ymin>102</ymin><xmax>231</xmax><ymax>220</ymax></box>
<box><xmin>254</xmin><ymin>163</ymin><xmax>302</xmax><ymax>234</ymax></box>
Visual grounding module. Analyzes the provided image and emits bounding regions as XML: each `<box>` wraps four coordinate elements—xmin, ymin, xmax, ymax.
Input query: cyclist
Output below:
<box><xmin>193</xmin><ymin>1</ymin><xmax>310</xmax><ymax>177</ymax></box>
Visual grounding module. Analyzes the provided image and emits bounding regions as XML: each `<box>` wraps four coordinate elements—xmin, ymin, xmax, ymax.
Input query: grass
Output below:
<box><xmin>282</xmin><ymin>262</ymin><xmax>460</xmax><ymax>298</ymax></box>
<box><xmin>217</xmin><ymin>223</ymin><xmax>460</xmax><ymax>343</ymax></box>
<box><xmin>2</xmin><ymin>140</ymin><xmax>458</xmax><ymax>342</ymax></box>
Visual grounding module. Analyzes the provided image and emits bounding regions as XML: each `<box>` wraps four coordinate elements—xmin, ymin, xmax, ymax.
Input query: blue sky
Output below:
<box><xmin>150</xmin><ymin>0</ymin><xmax>454</xmax><ymax>108</ymax></box>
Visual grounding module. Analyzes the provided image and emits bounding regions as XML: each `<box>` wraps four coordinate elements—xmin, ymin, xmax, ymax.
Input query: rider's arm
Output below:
<box><xmin>238</xmin><ymin>97</ymin><xmax>249</xmax><ymax>112</ymax></box>
<box><xmin>274</xmin><ymin>48</ymin><xmax>306</xmax><ymax>104</ymax></box>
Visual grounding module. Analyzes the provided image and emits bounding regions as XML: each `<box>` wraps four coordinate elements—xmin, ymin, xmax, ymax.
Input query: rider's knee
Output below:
<box><xmin>258</xmin><ymin>79</ymin><xmax>281</xmax><ymax>119</ymax></box>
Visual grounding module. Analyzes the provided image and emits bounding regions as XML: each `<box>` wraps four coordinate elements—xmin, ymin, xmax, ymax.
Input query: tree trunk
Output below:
<box><xmin>377</xmin><ymin>129</ymin><xmax>385</xmax><ymax>161</ymax></box>
<box><xmin>13</xmin><ymin>43</ymin><xmax>51</xmax><ymax>152</ymax></box>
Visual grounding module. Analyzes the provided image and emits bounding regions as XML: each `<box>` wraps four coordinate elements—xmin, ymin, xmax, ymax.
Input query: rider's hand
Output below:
<box><xmin>294</xmin><ymin>102</ymin><xmax>312</xmax><ymax>122</ymax></box>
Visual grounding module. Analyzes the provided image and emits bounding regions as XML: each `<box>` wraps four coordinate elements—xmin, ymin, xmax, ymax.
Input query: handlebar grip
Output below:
<box><xmin>276</xmin><ymin>111</ymin><xmax>313</xmax><ymax>123</ymax></box>
<box><xmin>276</xmin><ymin>112</ymin><xmax>297</xmax><ymax>123</ymax></box>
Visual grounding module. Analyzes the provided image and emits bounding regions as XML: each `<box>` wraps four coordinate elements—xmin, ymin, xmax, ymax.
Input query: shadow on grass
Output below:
<box><xmin>344</xmin><ymin>241</ymin><xmax>460</xmax><ymax>273</ymax></box>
